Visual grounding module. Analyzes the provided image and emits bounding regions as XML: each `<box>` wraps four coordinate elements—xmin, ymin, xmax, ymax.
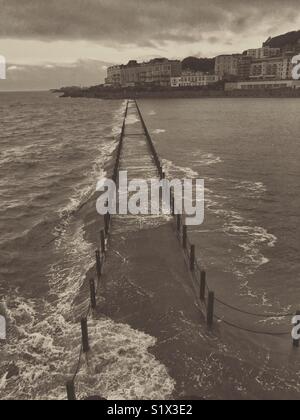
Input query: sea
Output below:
<box><xmin>0</xmin><ymin>92</ymin><xmax>299</xmax><ymax>399</ymax></box>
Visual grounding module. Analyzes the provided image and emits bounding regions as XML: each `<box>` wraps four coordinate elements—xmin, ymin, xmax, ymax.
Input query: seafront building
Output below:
<box><xmin>106</xmin><ymin>65</ymin><xmax>122</xmax><ymax>86</ymax></box>
<box><xmin>105</xmin><ymin>58</ymin><xmax>182</xmax><ymax>87</ymax></box>
<box><xmin>245</xmin><ymin>46</ymin><xmax>281</xmax><ymax>59</ymax></box>
<box><xmin>225</xmin><ymin>79</ymin><xmax>300</xmax><ymax>90</ymax></box>
<box><xmin>214</xmin><ymin>54</ymin><xmax>253</xmax><ymax>80</ymax></box>
<box><xmin>214</xmin><ymin>54</ymin><xmax>241</xmax><ymax>78</ymax></box>
<box><xmin>171</xmin><ymin>71</ymin><xmax>219</xmax><ymax>87</ymax></box>
<box><xmin>215</xmin><ymin>46</ymin><xmax>298</xmax><ymax>82</ymax></box>
<box><xmin>106</xmin><ymin>40</ymin><xmax>300</xmax><ymax>90</ymax></box>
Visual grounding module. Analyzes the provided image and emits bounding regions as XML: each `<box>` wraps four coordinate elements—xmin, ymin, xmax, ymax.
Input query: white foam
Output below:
<box><xmin>160</xmin><ymin>158</ymin><xmax>279</xmax><ymax>307</ymax></box>
<box><xmin>194</xmin><ymin>153</ymin><xmax>222</xmax><ymax>166</ymax></box>
<box><xmin>234</xmin><ymin>180</ymin><xmax>267</xmax><ymax>197</ymax></box>
<box><xmin>74</xmin><ymin>319</ymin><xmax>175</xmax><ymax>400</ymax></box>
<box><xmin>162</xmin><ymin>158</ymin><xmax>199</xmax><ymax>179</ymax></box>
<box><xmin>125</xmin><ymin>115</ymin><xmax>140</xmax><ymax>125</ymax></box>
<box><xmin>152</xmin><ymin>129</ymin><xmax>166</xmax><ymax>134</ymax></box>
<box><xmin>0</xmin><ymin>100</ymin><xmax>175</xmax><ymax>400</ymax></box>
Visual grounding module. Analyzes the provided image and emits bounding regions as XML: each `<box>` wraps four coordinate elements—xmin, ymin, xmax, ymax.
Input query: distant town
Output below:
<box><xmin>105</xmin><ymin>31</ymin><xmax>300</xmax><ymax>91</ymax></box>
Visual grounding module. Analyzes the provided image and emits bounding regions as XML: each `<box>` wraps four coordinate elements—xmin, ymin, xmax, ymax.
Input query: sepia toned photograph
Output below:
<box><xmin>0</xmin><ymin>0</ymin><xmax>300</xmax><ymax>404</ymax></box>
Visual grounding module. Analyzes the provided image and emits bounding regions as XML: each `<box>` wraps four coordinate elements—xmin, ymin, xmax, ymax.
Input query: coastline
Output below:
<box><xmin>54</xmin><ymin>86</ymin><xmax>300</xmax><ymax>100</ymax></box>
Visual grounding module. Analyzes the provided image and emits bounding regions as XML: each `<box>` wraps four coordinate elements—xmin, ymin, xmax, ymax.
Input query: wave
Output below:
<box><xmin>58</xmin><ymin>132</ymin><xmax>119</xmax><ymax>221</ymax></box>
<box><xmin>162</xmin><ymin>158</ymin><xmax>199</xmax><ymax>179</ymax></box>
<box><xmin>234</xmin><ymin>180</ymin><xmax>267</xmax><ymax>198</ymax></box>
<box><xmin>0</xmin><ymin>283</ymin><xmax>175</xmax><ymax>400</ymax></box>
<box><xmin>159</xmin><ymin>158</ymin><xmax>278</xmax><ymax>305</ymax></box>
<box><xmin>225</xmin><ymin>222</ymin><xmax>277</xmax><ymax>270</ymax></box>
<box><xmin>74</xmin><ymin>319</ymin><xmax>175</xmax><ymax>400</ymax></box>
<box><xmin>152</xmin><ymin>129</ymin><xmax>166</xmax><ymax>135</ymax></box>
<box><xmin>193</xmin><ymin>152</ymin><xmax>222</xmax><ymax>167</ymax></box>
<box><xmin>0</xmin><ymin>99</ymin><xmax>176</xmax><ymax>400</ymax></box>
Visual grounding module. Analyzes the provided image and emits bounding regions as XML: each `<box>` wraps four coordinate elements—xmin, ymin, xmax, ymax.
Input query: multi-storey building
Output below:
<box><xmin>215</xmin><ymin>54</ymin><xmax>252</xmax><ymax>80</ymax></box>
<box><xmin>171</xmin><ymin>71</ymin><xmax>219</xmax><ymax>87</ymax></box>
<box><xmin>216</xmin><ymin>51</ymin><xmax>298</xmax><ymax>82</ymax></box>
<box><xmin>237</xmin><ymin>55</ymin><xmax>252</xmax><ymax>80</ymax></box>
<box><xmin>105</xmin><ymin>58</ymin><xmax>182</xmax><ymax>87</ymax></box>
<box><xmin>215</xmin><ymin>54</ymin><xmax>241</xmax><ymax>78</ymax></box>
<box><xmin>105</xmin><ymin>65</ymin><xmax>122</xmax><ymax>86</ymax></box>
<box><xmin>246</xmin><ymin>46</ymin><xmax>281</xmax><ymax>59</ymax></box>
<box><xmin>281</xmin><ymin>54</ymin><xmax>297</xmax><ymax>79</ymax></box>
<box><xmin>250</xmin><ymin>57</ymin><xmax>284</xmax><ymax>80</ymax></box>
<box><xmin>106</xmin><ymin>44</ymin><xmax>300</xmax><ymax>89</ymax></box>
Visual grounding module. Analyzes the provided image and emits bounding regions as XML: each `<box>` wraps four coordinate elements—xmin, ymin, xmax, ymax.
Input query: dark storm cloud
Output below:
<box><xmin>0</xmin><ymin>0</ymin><xmax>299</xmax><ymax>45</ymax></box>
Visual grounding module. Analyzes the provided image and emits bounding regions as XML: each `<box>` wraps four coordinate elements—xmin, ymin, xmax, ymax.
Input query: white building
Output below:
<box><xmin>225</xmin><ymin>80</ymin><xmax>300</xmax><ymax>90</ymax></box>
<box><xmin>171</xmin><ymin>71</ymin><xmax>219</xmax><ymax>87</ymax></box>
<box><xmin>106</xmin><ymin>58</ymin><xmax>182</xmax><ymax>87</ymax></box>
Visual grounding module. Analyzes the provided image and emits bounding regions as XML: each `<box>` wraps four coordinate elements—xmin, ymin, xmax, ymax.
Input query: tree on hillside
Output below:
<box><xmin>182</xmin><ymin>57</ymin><xmax>215</xmax><ymax>72</ymax></box>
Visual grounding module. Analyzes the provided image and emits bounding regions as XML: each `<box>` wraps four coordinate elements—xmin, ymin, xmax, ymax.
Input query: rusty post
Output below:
<box><xmin>207</xmin><ymin>292</ymin><xmax>215</xmax><ymax>328</ymax></box>
<box><xmin>190</xmin><ymin>245</ymin><xmax>195</xmax><ymax>271</ymax></box>
<box><xmin>200</xmin><ymin>271</ymin><xmax>206</xmax><ymax>301</ymax></box>
<box><xmin>89</xmin><ymin>278</ymin><xmax>96</xmax><ymax>310</ymax></box>
<box><xmin>182</xmin><ymin>225</ymin><xmax>187</xmax><ymax>249</ymax></box>
<box><xmin>66</xmin><ymin>381</ymin><xmax>76</xmax><ymax>401</ymax></box>
<box><xmin>81</xmin><ymin>318</ymin><xmax>90</xmax><ymax>353</ymax></box>
<box><xmin>95</xmin><ymin>250</ymin><xmax>101</xmax><ymax>281</ymax></box>
<box><xmin>100</xmin><ymin>230</ymin><xmax>106</xmax><ymax>254</ymax></box>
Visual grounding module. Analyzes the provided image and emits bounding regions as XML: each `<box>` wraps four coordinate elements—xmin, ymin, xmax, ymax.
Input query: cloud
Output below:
<box><xmin>0</xmin><ymin>59</ymin><xmax>112</xmax><ymax>91</ymax></box>
<box><xmin>0</xmin><ymin>0</ymin><xmax>299</xmax><ymax>47</ymax></box>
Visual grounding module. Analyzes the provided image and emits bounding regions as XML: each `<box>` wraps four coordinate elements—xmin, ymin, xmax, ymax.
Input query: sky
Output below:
<box><xmin>0</xmin><ymin>0</ymin><xmax>300</xmax><ymax>90</ymax></box>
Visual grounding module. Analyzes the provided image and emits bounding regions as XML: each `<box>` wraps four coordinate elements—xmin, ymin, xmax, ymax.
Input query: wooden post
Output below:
<box><xmin>200</xmin><ymin>271</ymin><xmax>206</xmax><ymax>301</ymax></box>
<box><xmin>66</xmin><ymin>380</ymin><xmax>76</xmax><ymax>401</ymax></box>
<box><xmin>190</xmin><ymin>245</ymin><xmax>195</xmax><ymax>271</ymax></box>
<box><xmin>104</xmin><ymin>213</ymin><xmax>109</xmax><ymax>235</ymax></box>
<box><xmin>100</xmin><ymin>230</ymin><xmax>106</xmax><ymax>254</ymax></box>
<box><xmin>171</xmin><ymin>193</ymin><xmax>175</xmax><ymax>216</ymax></box>
<box><xmin>177</xmin><ymin>215</ymin><xmax>181</xmax><ymax>232</ymax></box>
<box><xmin>182</xmin><ymin>225</ymin><xmax>187</xmax><ymax>249</ymax></box>
<box><xmin>207</xmin><ymin>292</ymin><xmax>215</xmax><ymax>328</ymax></box>
<box><xmin>293</xmin><ymin>311</ymin><xmax>300</xmax><ymax>348</ymax></box>
<box><xmin>95</xmin><ymin>250</ymin><xmax>101</xmax><ymax>281</ymax></box>
<box><xmin>81</xmin><ymin>318</ymin><xmax>90</xmax><ymax>353</ymax></box>
<box><xmin>89</xmin><ymin>278</ymin><xmax>96</xmax><ymax>310</ymax></box>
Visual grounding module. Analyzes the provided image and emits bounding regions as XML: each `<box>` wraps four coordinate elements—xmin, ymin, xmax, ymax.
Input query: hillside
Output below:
<box><xmin>181</xmin><ymin>56</ymin><xmax>215</xmax><ymax>72</ymax></box>
<box><xmin>263</xmin><ymin>30</ymin><xmax>300</xmax><ymax>48</ymax></box>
